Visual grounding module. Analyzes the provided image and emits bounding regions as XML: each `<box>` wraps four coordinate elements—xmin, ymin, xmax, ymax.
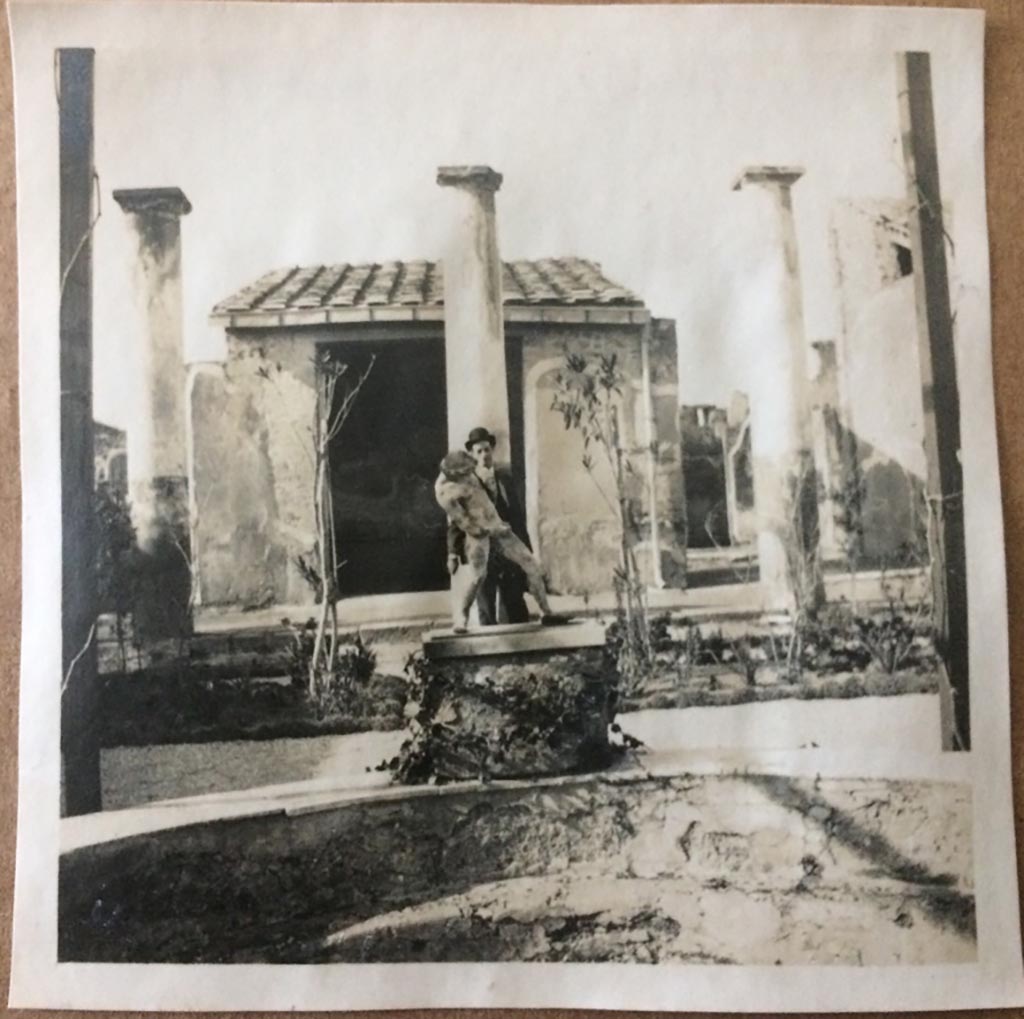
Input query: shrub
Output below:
<box><xmin>383</xmin><ymin>651</ymin><xmax>623</xmax><ymax>785</ymax></box>
<box><xmin>802</xmin><ymin>597</ymin><xmax>933</xmax><ymax>675</ymax></box>
<box><xmin>284</xmin><ymin>618</ymin><xmax>377</xmax><ymax>718</ymax></box>
<box><xmin>95</xmin><ymin>483</ymin><xmax>142</xmax><ymax>671</ymax></box>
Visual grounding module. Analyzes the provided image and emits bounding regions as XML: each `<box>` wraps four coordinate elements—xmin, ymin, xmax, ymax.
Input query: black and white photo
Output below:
<box><xmin>8</xmin><ymin>1</ymin><xmax>1022</xmax><ymax>1011</ymax></box>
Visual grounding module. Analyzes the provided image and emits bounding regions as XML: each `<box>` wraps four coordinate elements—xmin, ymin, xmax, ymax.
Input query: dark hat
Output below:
<box><xmin>465</xmin><ymin>426</ymin><xmax>497</xmax><ymax>451</ymax></box>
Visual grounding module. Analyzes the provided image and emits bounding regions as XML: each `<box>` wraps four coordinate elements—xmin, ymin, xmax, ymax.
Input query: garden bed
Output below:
<box><xmin>97</xmin><ymin>597</ymin><xmax>940</xmax><ymax>749</ymax></box>
<box><xmin>613</xmin><ymin>601</ymin><xmax>940</xmax><ymax>711</ymax></box>
<box><xmin>622</xmin><ymin>663</ymin><xmax>939</xmax><ymax>712</ymax></box>
<box><xmin>99</xmin><ymin>669</ymin><xmax>407</xmax><ymax>747</ymax></box>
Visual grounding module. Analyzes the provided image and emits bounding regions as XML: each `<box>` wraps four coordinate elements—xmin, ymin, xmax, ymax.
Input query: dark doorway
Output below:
<box><xmin>505</xmin><ymin>336</ymin><xmax>526</xmax><ymax>508</ymax></box>
<box><xmin>679</xmin><ymin>406</ymin><xmax>731</xmax><ymax>548</ymax></box>
<box><xmin>326</xmin><ymin>337</ymin><xmax>449</xmax><ymax>596</ymax></box>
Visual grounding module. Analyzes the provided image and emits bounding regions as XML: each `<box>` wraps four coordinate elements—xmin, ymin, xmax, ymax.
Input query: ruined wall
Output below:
<box><xmin>830</xmin><ymin>200</ymin><xmax>927</xmax><ymax>563</ymax></box>
<box><xmin>647</xmin><ymin>319</ymin><xmax>689</xmax><ymax>586</ymax></box>
<box><xmin>809</xmin><ymin>341</ymin><xmax>856</xmax><ymax>560</ymax></box>
<box><xmin>677</xmin><ymin>393</ymin><xmax>761</xmax><ymax>552</ymax></box>
<box><xmin>190</xmin><ymin>332</ymin><xmax>317</xmax><ymax>608</ymax></box>
<box><xmin>521</xmin><ymin>321</ymin><xmax>686</xmax><ymax>595</ymax></box>
<box><xmin>192</xmin><ymin>317</ymin><xmax>688</xmax><ymax>610</ymax></box>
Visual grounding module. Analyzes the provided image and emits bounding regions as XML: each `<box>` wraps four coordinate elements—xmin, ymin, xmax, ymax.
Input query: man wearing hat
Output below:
<box><xmin>446</xmin><ymin>425</ymin><xmax>532</xmax><ymax>625</ymax></box>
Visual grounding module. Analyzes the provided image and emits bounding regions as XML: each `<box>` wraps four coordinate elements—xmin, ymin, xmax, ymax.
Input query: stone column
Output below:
<box><xmin>113</xmin><ymin>187</ymin><xmax>193</xmax><ymax>638</ymax></box>
<box><xmin>113</xmin><ymin>187</ymin><xmax>192</xmax><ymax>548</ymax></box>
<box><xmin>732</xmin><ymin>167</ymin><xmax>820</xmax><ymax>612</ymax></box>
<box><xmin>436</xmin><ymin>166</ymin><xmax>511</xmax><ymax>461</ymax></box>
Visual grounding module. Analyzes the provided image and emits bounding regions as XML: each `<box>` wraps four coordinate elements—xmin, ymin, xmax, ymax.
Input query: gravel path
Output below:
<box><xmin>101</xmin><ymin>694</ymin><xmax>940</xmax><ymax>811</ymax></box>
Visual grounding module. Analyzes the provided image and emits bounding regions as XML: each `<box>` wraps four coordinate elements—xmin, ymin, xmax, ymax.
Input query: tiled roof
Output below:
<box><xmin>211</xmin><ymin>258</ymin><xmax>647</xmax><ymax>329</ymax></box>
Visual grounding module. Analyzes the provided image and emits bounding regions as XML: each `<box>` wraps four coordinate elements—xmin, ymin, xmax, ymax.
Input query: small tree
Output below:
<box><xmin>306</xmin><ymin>351</ymin><xmax>376</xmax><ymax>703</ymax></box>
<box><xmin>550</xmin><ymin>351</ymin><xmax>652</xmax><ymax>688</ymax></box>
<box><xmin>259</xmin><ymin>351</ymin><xmax>375</xmax><ymax>704</ymax></box>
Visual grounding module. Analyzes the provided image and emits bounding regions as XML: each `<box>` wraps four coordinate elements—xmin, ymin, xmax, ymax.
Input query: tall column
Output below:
<box><xmin>732</xmin><ymin>166</ymin><xmax>821</xmax><ymax>612</ymax></box>
<box><xmin>436</xmin><ymin>166</ymin><xmax>511</xmax><ymax>461</ymax></box>
<box><xmin>113</xmin><ymin>187</ymin><xmax>192</xmax><ymax>548</ymax></box>
<box><xmin>113</xmin><ymin>187</ymin><xmax>193</xmax><ymax>638</ymax></box>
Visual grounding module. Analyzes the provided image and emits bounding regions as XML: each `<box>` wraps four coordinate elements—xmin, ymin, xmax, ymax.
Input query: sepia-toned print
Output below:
<box><xmin>9</xmin><ymin>1</ymin><xmax>1022</xmax><ymax>1011</ymax></box>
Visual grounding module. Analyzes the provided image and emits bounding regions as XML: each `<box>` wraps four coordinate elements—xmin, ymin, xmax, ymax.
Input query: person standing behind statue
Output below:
<box><xmin>446</xmin><ymin>426</ymin><xmax>531</xmax><ymax>625</ymax></box>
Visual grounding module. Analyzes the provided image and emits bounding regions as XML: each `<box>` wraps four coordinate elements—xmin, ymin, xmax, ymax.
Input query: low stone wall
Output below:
<box><xmin>60</xmin><ymin>770</ymin><xmax>973</xmax><ymax>964</ymax></box>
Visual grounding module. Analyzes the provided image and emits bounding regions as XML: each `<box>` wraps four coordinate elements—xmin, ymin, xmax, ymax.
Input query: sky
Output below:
<box><xmin>10</xmin><ymin>2</ymin><xmax>985</xmax><ymax>429</ymax></box>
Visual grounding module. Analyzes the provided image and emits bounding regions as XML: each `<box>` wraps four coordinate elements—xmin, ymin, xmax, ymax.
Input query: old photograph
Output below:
<box><xmin>8</xmin><ymin>1</ymin><xmax>1023</xmax><ymax>1011</ymax></box>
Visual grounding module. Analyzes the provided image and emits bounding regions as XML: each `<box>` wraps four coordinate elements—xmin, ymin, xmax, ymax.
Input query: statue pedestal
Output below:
<box><xmin>395</xmin><ymin>622</ymin><xmax>614</xmax><ymax>783</ymax></box>
<box><xmin>422</xmin><ymin>620</ymin><xmax>604</xmax><ymax>659</ymax></box>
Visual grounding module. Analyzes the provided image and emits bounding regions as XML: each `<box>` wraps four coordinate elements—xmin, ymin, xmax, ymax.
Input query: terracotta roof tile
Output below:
<box><xmin>327</xmin><ymin>264</ymin><xmax>374</xmax><ymax>307</ymax></box>
<box><xmin>213</xmin><ymin>257</ymin><xmax>642</xmax><ymax>318</ymax></box>
<box><xmin>293</xmin><ymin>263</ymin><xmax>349</xmax><ymax>308</ymax></box>
<box><xmin>262</xmin><ymin>265</ymin><xmax>322</xmax><ymax>310</ymax></box>
<box><xmin>424</xmin><ymin>262</ymin><xmax>445</xmax><ymax>306</ymax></box>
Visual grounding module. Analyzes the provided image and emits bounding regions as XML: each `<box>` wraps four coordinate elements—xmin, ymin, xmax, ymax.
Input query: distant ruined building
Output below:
<box><xmin>829</xmin><ymin>198</ymin><xmax>929</xmax><ymax>563</ymax></box>
<box><xmin>677</xmin><ymin>198</ymin><xmax>930</xmax><ymax>570</ymax></box>
<box><xmin>93</xmin><ymin>421</ymin><xmax>127</xmax><ymax>499</ymax></box>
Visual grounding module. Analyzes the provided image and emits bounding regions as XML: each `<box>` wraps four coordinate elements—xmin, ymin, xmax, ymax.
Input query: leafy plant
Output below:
<box><xmin>283</xmin><ymin>617</ymin><xmax>377</xmax><ymax>718</ymax></box>
<box><xmin>94</xmin><ymin>482</ymin><xmax>141</xmax><ymax>672</ymax></box>
<box><xmin>800</xmin><ymin>592</ymin><xmax>931</xmax><ymax>676</ymax></box>
<box><xmin>849</xmin><ymin>598</ymin><xmax>929</xmax><ymax>675</ymax></box>
<box><xmin>550</xmin><ymin>351</ymin><xmax>652</xmax><ymax>690</ymax></box>
<box><xmin>727</xmin><ymin>635</ymin><xmax>760</xmax><ymax>687</ymax></box>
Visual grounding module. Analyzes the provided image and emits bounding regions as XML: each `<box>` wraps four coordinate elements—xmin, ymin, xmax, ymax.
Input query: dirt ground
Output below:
<box><xmin>99</xmin><ymin>693</ymin><xmax>942</xmax><ymax>810</ymax></box>
<box><xmin>62</xmin><ymin>764</ymin><xmax>973</xmax><ymax>966</ymax></box>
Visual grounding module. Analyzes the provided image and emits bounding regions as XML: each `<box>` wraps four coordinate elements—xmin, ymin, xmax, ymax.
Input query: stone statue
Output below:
<box><xmin>434</xmin><ymin>450</ymin><xmax>558</xmax><ymax>633</ymax></box>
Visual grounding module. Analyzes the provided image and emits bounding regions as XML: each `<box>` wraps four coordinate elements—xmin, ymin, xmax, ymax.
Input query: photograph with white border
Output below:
<box><xmin>7</xmin><ymin>1</ymin><xmax>1024</xmax><ymax>1011</ymax></box>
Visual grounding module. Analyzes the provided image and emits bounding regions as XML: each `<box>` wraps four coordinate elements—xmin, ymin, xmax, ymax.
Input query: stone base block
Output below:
<box><xmin>394</xmin><ymin>625</ymin><xmax>615</xmax><ymax>783</ymax></box>
<box><xmin>131</xmin><ymin>475</ymin><xmax>193</xmax><ymax>642</ymax></box>
<box><xmin>423</xmin><ymin>620</ymin><xmax>605</xmax><ymax>659</ymax></box>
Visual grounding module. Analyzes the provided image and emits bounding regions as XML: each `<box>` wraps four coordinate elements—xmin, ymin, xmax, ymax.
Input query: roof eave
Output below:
<box><xmin>211</xmin><ymin>305</ymin><xmax>650</xmax><ymax>331</ymax></box>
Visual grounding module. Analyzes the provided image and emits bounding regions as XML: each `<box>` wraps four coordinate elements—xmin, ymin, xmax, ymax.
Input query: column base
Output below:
<box><xmin>130</xmin><ymin>476</ymin><xmax>193</xmax><ymax>643</ymax></box>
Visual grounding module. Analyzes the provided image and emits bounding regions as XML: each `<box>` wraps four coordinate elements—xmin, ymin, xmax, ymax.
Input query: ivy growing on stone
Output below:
<box><xmin>382</xmin><ymin>650</ymin><xmax>635</xmax><ymax>785</ymax></box>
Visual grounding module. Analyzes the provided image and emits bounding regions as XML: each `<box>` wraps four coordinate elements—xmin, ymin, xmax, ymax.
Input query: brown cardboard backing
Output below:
<box><xmin>1</xmin><ymin>0</ymin><xmax>1022</xmax><ymax>1016</ymax></box>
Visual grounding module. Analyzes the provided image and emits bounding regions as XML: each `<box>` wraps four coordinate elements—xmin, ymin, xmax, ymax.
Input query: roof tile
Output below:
<box><xmin>212</xmin><ymin>258</ymin><xmax>642</xmax><ymax>319</ymax></box>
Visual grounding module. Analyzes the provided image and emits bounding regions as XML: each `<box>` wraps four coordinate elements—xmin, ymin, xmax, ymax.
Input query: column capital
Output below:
<box><xmin>113</xmin><ymin>187</ymin><xmax>192</xmax><ymax>217</ymax></box>
<box><xmin>731</xmin><ymin>165</ymin><xmax>805</xmax><ymax>192</ymax></box>
<box><xmin>437</xmin><ymin>165</ymin><xmax>503</xmax><ymax>193</ymax></box>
